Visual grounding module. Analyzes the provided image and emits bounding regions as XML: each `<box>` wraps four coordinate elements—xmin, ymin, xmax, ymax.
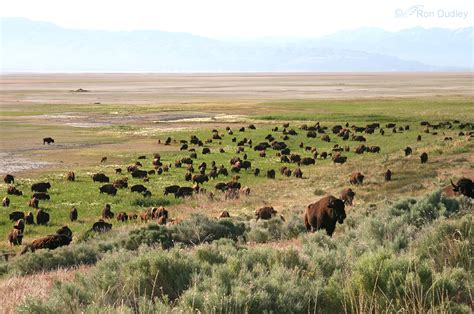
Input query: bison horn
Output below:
<box><xmin>450</xmin><ymin>179</ymin><xmax>458</xmax><ymax>190</ymax></box>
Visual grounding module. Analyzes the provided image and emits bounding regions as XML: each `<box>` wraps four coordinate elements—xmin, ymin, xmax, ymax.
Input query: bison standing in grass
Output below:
<box><xmin>102</xmin><ymin>204</ymin><xmax>114</xmax><ymax>219</ymax></box>
<box><xmin>4</xmin><ymin>174</ymin><xmax>14</xmax><ymax>184</ymax></box>
<box><xmin>349</xmin><ymin>172</ymin><xmax>365</xmax><ymax>185</ymax></box>
<box><xmin>255</xmin><ymin>206</ymin><xmax>278</xmax><ymax>220</ymax></box>
<box><xmin>340</xmin><ymin>188</ymin><xmax>355</xmax><ymax>206</ymax></box>
<box><xmin>70</xmin><ymin>207</ymin><xmax>78</xmax><ymax>222</ymax></box>
<box><xmin>385</xmin><ymin>169</ymin><xmax>392</xmax><ymax>181</ymax></box>
<box><xmin>66</xmin><ymin>171</ymin><xmax>75</xmax><ymax>181</ymax></box>
<box><xmin>304</xmin><ymin>195</ymin><xmax>347</xmax><ymax>236</ymax></box>
<box><xmin>36</xmin><ymin>209</ymin><xmax>50</xmax><ymax>225</ymax></box>
<box><xmin>448</xmin><ymin>178</ymin><xmax>473</xmax><ymax>198</ymax></box>
<box><xmin>99</xmin><ymin>184</ymin><xmax>117</xmax><ymax>196</ymax></box>
<box><xmin>92</xmin><ymin>173</ymin><xmax>110</xmax><ymax>183</ymax></box>
<box><xmin>2</xmin><ymin>197</ymin><xmax>10</xmax><ymax>207</ymax></box>
<box><xmin>43</xmin><ymin>137</ymin><xmax>54</xmax><ymax>145</ymax></box>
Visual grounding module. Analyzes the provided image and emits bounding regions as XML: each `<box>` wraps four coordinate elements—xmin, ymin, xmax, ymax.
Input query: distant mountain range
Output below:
<box><xmin>1</xmin><ymin>18</ymin><xmax>472</xmax><ymax>72</ymax></box>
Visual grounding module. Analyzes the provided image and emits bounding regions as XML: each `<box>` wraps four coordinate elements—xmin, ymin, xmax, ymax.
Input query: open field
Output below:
<box><xmin>0</xmin><ymin>73</ymin><xmax>473</xmax><ymax>313</ymax></box>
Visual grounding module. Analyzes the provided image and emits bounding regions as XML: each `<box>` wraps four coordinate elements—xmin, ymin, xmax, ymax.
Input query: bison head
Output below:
<box><xmin>329</xmin><ymin>198</ymin><xmax>346</xmax><ymax>224</ymax></box>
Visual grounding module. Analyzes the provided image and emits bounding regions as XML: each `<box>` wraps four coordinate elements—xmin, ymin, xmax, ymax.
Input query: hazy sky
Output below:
<box><xmin>1</xmin><ymin>0</ymin><xmax>472</xmax><ymax>37</ymax></box>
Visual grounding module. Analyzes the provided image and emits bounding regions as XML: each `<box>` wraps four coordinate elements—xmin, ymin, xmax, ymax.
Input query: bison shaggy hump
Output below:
<box><xmin>4</xmin><ymin>174</ymin><xmax>14</xmax><ymax>184</ymax></box>
<box><xmin>304</xmin><ymin>195</ymin><xmax>346</xmax><ymax>237</ymax></box>
<box><xmin>255</xmin><ymin>206</ymin><xmax>277</xmax><ymax>220</ymax></box>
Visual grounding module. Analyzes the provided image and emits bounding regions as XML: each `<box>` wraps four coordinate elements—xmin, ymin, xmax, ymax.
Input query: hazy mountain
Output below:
<box><xmin>1</xmin><ymin>18</ymin><xmax>470</xmax><ymax>72</ymax></box>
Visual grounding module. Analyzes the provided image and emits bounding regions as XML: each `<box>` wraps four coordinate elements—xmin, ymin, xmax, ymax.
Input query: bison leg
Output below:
<box><xmin>304</xmin><ymin>215</ymin><xmax>312</xmax><ymax>231</ymax></box>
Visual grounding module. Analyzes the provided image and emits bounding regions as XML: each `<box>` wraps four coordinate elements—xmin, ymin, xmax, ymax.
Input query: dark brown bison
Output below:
<box><xmin>92</xmin><ymin>173</ymin><xmax>110</xmax><ymax>183</ymax></box>
<box><xmin>384</xmin><ymin>169</ymin><xmax>392</xmax><ymax>181</ymax></box>
<box><xmin>420</xmin><ymin>152</ymin><xmax>428</xmax><ymax>164</ymax></box>
<box><xmin>153</xmin><ymin>207</ymin><xmax>169</xmax><ymax>220</ymax></box>
<box><xmin>417</xmin><ymin>135</ymin><xmax>422</xmax><ymax>141</ymax></box>
<box><xmin>43</xmin><ymin>137</ymin><xmax>54</xmax><ymax>145</ymax></box>
<box><xmin>300</xmin><ymin>157</ymin><xmax>315</xmax><ymax>166</ymax></box>
<box><xmin>4</xmin><ymin>174</ymin><xmax>14</xmax><ymax>184</ymax></box>
<box><xmin>32</xmin><ymin>192</ymin><xmax>50</xmax><ymax>200</ymax></box>
<box><xmin>66</xmin><ymin>171</ymin><xmax>75</xmax><ymax>181</ymax></box>
<box><xmin>2</xmin><ymin>197</ymin><xmax>10</xmax><ymax>207</ymax></box>
<box><xmin>115</xmin><ymin>168</ymin><xmax>122</xmax><ymax>174</ymax></box>
<box><xmin>36</xmin><ymin>209</ymin><xmax>50</xmax><ymax>225</ymax></box>
<box><xmin>100</xmin><ymin>156</ymin><xmax>107</xmax><ymax>163</ymax></box>
<box><xmin>349</xmin><ymin>172</ymin><xmax>365</xmax><ymax>185</ymax></box>
<box><xmin>340</xmin><ymin>188</ymin><xmax>355</xmax><ymax>206</ymax></box>
<box><xmin>255</xmin><ymin>206</ymin><xmax>277</xmax><ymax>220</ymax></box>
<box><xmin>21</xmin><ymin>227</ymin><xmax>73</xmax><ymax>254</ymax></box>
<box><xmin>193</xmin><ymin>174</ymin><xmax>209</xmax><ymax>185</ymax></box>
<box><xmin>113</xmin><ymin>178</ymin><xmax>128</xmax><ymax>189</ymax></box>
<box><xmin>9</xmin><ymin>211</ymin><xmax>25</xmax><ymax>221</ymax></box>
<box><xmin>70</xmin><ymin>207</ymin><xmax>78</xmax><ymax>222</ymax></box>
<box><xmin>332</xmin><ymin>154</ymin><xmax>347</xmax><ymax>165</ymax></box>
<box><xmin>175</xmin><ymin>187</ymin><xmax>194</xmax><ymax>198</ymax></box>
<box><xmin>449</xmin><ymin>178</ymin><xmax>473</xmax><ymax>198</ymax></box>
<box><xmin>164</xmin><ymin>185</ymin><xmax>180</xmax><ymax>196</ymax></box>
<box><xmin>254</xmin><ymin>168</ymin><xmax>261</xmax><ymax>177</ymax></box>
<box><xmin>92</xmin><ymin>220</ymin><xmax>112</xmax><ymax>232</ymax></box>
<box><xmin>131</xmin><ymin>184</ymin><xmax>148</xmax><ymax>193</ymax></box>
<box><xmin>28</xmin><ymin>197</ymin><xmax>39</xmax><ymax>209</ymax></box>
<box><xmin>368</xmin><ymin>146</ymin><xmax>380</xmax><ymax>153</ymax></box>
<box><xmin>131</xmin><ymin>169</ymin><xmax>148</xmax><ymax>179</ymax></box>
<box><xmin>7</xmin><ymin>186</ymin><xmax>22</xmax><ymax>196</ymax></box>
<box><xmin>99</xmin><ymin>184</ymin><xmax>117</xmax><ymax>196</ymax></box>
<box><xmin>304</xmin><ymin>195</ymin><xmax>346</xmax><ymax>236</ymax></box>
<box><xmin>102</xmin><ymin>204</ymin><xmax>114</xmax><ymax>219</ymax></box>
<box><xmin>267</xmin><ymin>169</ymin><xmax>276</xmax><ymax>179</ymax></box>
<box><xmin>404</xmin><ymin>147</ymin><xmax>412</xmax><ymax>156</ymax></box>
<box><xmin>215</xmin><ymin>182</ymin><xmax>228</xmax><ymax>192</ymax></box>
<box><xmin>355</xmin><ymin>145</ymin><xmax>366</xmax><ymax>154</ymax></box>
<box><xmin>25</xmin><ymin>211</ymin><xmax>34</xmax><ymax>224</ymax></box>
<box><xmin>8</xmin><ymin>228</ymin><xmax>23</xmax><ymax>246</ymax></box>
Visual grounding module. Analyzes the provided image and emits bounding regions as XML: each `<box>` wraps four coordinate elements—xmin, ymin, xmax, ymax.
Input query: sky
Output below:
<box><xmin>1</xmin><ymin>0</ymin><xmax>472</xmax><ymax>38</ymax></box>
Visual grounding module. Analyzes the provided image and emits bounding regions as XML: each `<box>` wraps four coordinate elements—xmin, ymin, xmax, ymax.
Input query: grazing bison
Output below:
<box><xmin>66</xmin><ymin>171</ymin><xmax>75</xmax><ymax>181</ymax></box>
<box><xmin>164</xmin><ymin>185</ymin><xmax>180</xmax><ymax>196</ymax></box>
<box><xmin>36</xmin><ymin>209</ymin><xmax>50</xmax><ymax>225</ymax></box>
<box><xmin>368</xmin><ymin>146</ymin><xmax>380</xmax><ymax>153</ymax></box>
<box><xmin>267</xmin><ymin>169</ymin><xmax>276</xmax><ymax>179</ymax></box>
<box><xmin>102</xmin><ymin>204</ymin><xmax>114</xmax><ymax>219</ymax></box>
<box><xmin>193</xmin><ymin>174</ymin><xmax>209</xmax><ymax>185</ymax></box>
<box><xmin>92</xmin><ymin>173</ymin><xmax>110</xmax><ymax>183</ymax></box>
<box><xmin>384</xmin><ymin>169</ymin><xmax>392</xmax><ymax>181</ymax></box>
<box><xmin>100</xmin><ymin>156</ymin><xmax>107</xmax><ymax>163</ymax></box>
<box><xmin>14</xmin><ymin>219</ymin><xmax>25</xmax><ymax>233</ymax></box>
<box><xmin>215</xmin><ymin>182</ymin><xmax>228</xmax><ymax>192</ymax></box>
<box><xmin>332</xmin><ymin>154</ymin><xmax>347</xmax><ymax>165</ymax></box>
<box><xmin>70</xmin><ymin>207</ymin><xmax>78</xmax><ymax>222</ymax></box>
<box><xmin>294</xmin><ymin>168</ymin><xmax>303</xmax><ymax>178</ymax></box>
<box><xmin>43</xmin><ymin>137</ymin><xmax>54</xmax><ymax>145</ymax></box>
<box><xmin>9</xmin><ymin>211</ymin><xmax>25</xmax><ymax>222</ymax></box>
<box><xmin>2</xmin><ymin>197</ymin><xmax>10</xmax><ymax>207</ymax></box>
<box><xmin>131</xmin><ymin>169</ymin><xmax>148</xmax><ymax>179</ymax></box>
<box><xmin>255</xmin><ymin>206</ymin><xmax>277</xmax><ymax>220</ymax></box>
<box><xmin>254</xmin><ymin>168</ymin><xmax>261</xmax><ymax>177</ymax></box>
<box><xmin>4</xmin><ymin>174</ymin><xmax>14</xmax><ymax>184</ymax></box>
<box><xmin>115</xmin><ymin>168</ymin><xmax>122</xmax><ymax>174</ymax></box>
<box><xmin>349</xmin><ymin>172</ymin><xmax>365</xmax><ymax>185</ymax></box>
<box><xmin>417</xmin><ymin>135</ymin><xmax>422</xmax><ymax>141</ymax></box>
<box><xmin>300</xmin><ymin>157</ymin><xmax>315</xmax><ymax>166</ymax></box>
<box><xmin>420</xmin><ymin>152</ymin><xmax>428</xmax><ymax>164</ymax></box>
<box><xmin>175</xmin><ymin>187</ymin><xmax>194</xmax><ymax>198</ymax></box>
<box><xmin>25</xmin><ymin>212</ymin><xmax>34</xmax><ymax>224</ymax></box>
<box><xmin>7</xmin><ymin>186</ymin><xmax>22</xmax><ymax>196</ymax></box>
<box><xmin>99</xmin><ymin>184</ymin><xmax>117</xmax><ymax>196</ymax></box>
<box><xmin>33</xmin><ymin>192</ymin><xmax>50</xmax><ymax>200</ymax></box>
<box><xmin>304</xmin><ymin>195</ymin><xmax>346</xmax><ymax>236</ymax></box>
<box><xmin>113</xmin><ymin>178</ymin><xmax>128</xmax><ymax>189</ymax></box>
<box><xmin>450</xmin><ymin>178</ymin><xmax>473</xmax><ymax>198</ymax></box>
<box><xmin>131</xmin><ymin>184</ymin><xmax>148</xmax><ymax>193</ymax></box>
<box><xmin>340</xmin><ymin>188</ymin><xmax>356</xmax><ymax>206</ymax></box>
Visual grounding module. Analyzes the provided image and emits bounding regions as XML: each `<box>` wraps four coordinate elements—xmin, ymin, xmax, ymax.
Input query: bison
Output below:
<box><xmin>449</xmin><ymin>178</ymin><xmax>473</xmax><ymax>198</ymax></box>
<box><xmin>404</xmin><ymin>147</ymin><xmax>412</xmax><ymax>156</ymax></box>
<box><xmin>192</xmin><ymin>174</ymin><xmax>209</xmax><ymax>185</ymax></box>
<box><xmin>43</xmin><ymin>137</ymin><xmax>55</xmax><ymax>145</ymax></box>
<box><xmin>102</xmin><ymin>204</ymin><xmax>114</xmax><ymax>219</ymax></box>
<box><xmin>8</xmin><ymin>228</ymin><xmax>23</xmax><ymax>246</ymax></box>
<box><xmin>219</xmin><ymin>211</ymin><xmax>231</xmax><ymax>218</ymax></box>
<box><xmin>349</xmin><ymin>172</ymin><xmax>365</xmax><ymax>185</ymax></box>
<box><xmin>420</xmin><ymin>152</ymin><xmax>428</xmax><ymax>164</ymax></box>
<box><xmin>131</xmin><ymin>169</ymin><xmax>148</xmax><ymax>179</ymax></box>
<box><xmin>9</xmin><ymin>211</ymin><xmax>25</xmax><ymax>222</ymax></box>
<box><xmin>340</xmin><ymin>188</ymin><xmax>355</xmax><ymax>206</ymax></box>
<box><xmin>131</xmin><ymin>184</ymin><xmax>148</xmax><ymax>193</ymax></box>
<box><xmin>304</xmin><ymin>195</ymin><xmax>346</xmax><ymax>236</ymax></box>
<box><xmin>164</xmin><ymin>185</ymin><xmax>180</xmax><ymax>196</ymax></box>
<box><xmin>36</xmin><ymin>209</ymin><xmax>50</xmax><ymax>225</ymax></box>
<box><xmin>92</xmin><ymin>173</ymin><xmax>110</xmax><ymax>183</ymax></box>
<box><xmin>266</xmin><ymin>169</ymin><xmax>276</xmax><ymax>179</ymax></box>
<box><xmin>384</xmin><ymin>169</ymin><xmax>392</xmax><ymax>181</ymax></box>
<box><xmin>255</xmin><ymin>206</ymin><xmax>277</xmax><ymax>220</ymax></box>
<box><xmin>175</xmin><ymin>187</ymin><xmax>194</xmax><ymax>198</ymax></box>
<box><xmin>33</xmin><ymin>192</ymin><xmax>50</xmax><ymax>200</ymax></box>
<box><xmin>25</xmin><ymin>212</ymin><xmax>34</xmax><ymax>224</ymax></box>
<box><xmin>21</xmin><ymin>227</ymin><xmax>73</xmax><ymax>254</ymax></box>
<box><xmin>70</xmin><ymin>207</ymin><xmax>78</xmax><ymax>222</ymax></box>
<box><xmin>2</xmin><ymin>197</ymin><xmax>10</xmax><ymax>207</ymax></box>
<box><xmin>7</xmin><ymin>186</ymin><xmax>22</xmax><ymax>196</ymax></box>
<box><xmin>31</xmin><ymin>182</ymin><xmax>52</xmax><ymax>193</ymax></box>
<box><xmin>99</xmin><ymin>184</ymin><xmax>117</xmax><ymax>196</ymax></box>
<box><xmin>66</xmin><ymin>171</ymin><xmax>75</xmax><ymax>181</ymax></box>
<box><xmin>3</xmin><ymin>174</ymin><xmax>14</xmax><ymax>184</ymax></box>
<box><xmin>28</xmin><ymin>197</ymin><xmax>39</xmax><ymax>209</ymax></box>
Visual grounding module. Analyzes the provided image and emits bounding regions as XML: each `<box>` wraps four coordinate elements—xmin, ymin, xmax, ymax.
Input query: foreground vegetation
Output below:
<box><xmin>4</xmin><ymin>191</ymin><xmax>471</xmax><ymax>313</ymax></box>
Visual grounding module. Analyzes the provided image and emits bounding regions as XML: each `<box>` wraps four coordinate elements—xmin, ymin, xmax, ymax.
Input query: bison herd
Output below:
<box><xmin>2</xmin><ymin>120</ymin><xmax>473</xmax><ymax>253</ymax></box>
